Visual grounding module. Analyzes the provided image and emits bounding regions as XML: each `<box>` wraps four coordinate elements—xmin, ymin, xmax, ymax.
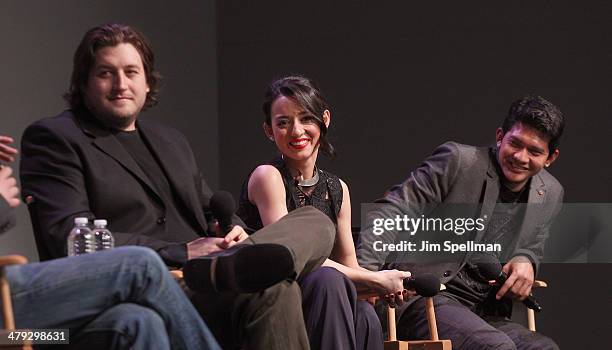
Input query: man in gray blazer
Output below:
<box><xmin>358</xmin><ymin>96</ymin><xmax>564</xmax><ymax>349</ymax></box>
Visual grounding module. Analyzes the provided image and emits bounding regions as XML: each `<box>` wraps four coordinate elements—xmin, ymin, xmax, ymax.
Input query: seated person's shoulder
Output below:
<box><xmin>23</xmin><ymin>110</ymin><xmax>82</xmax><ymax>140</ymax></box>
<box><xmin>339</xmin><ymin>178</ymin><xmax>348</xmax><ymax>189</ymax></box>
<box><xmin>434</xmin><ymin>141</ymin><xmax>484</xmax><ymax>168</ymax></box>
<box><xmin>28</xmin><ymin>110</ymin><xmax>77</xmax><ymax>128</ymax></box>
<box><xmin>247</xmin><ymin>165</ymin><xmax>285</xmax><ymax>205</ymax></box>
<box><xmin>250</xmin><ymin>164</ymin><xmax>283</xmax><ymax>185</ymax></box>
<box><xmin>535</xmin><ymin>168</ymin><xmax>564</xmax><ymax>195</ymax></box>
<box><xmin>437</xmin><ymin>141</ymin><xmax>478</xmax><ymax>156</ymax></box>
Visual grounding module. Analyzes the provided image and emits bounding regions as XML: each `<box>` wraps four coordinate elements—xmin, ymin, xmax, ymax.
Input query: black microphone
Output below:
<box><xmin>473</xmin><ymin>254</ymin><xmax>542</xmax><ymax>312</ymax></box>
<box><xmin>210</xmin><ymin>191</ymin><xmax>236</xmax><ymax>235</ymax></box>
<box><xmin>403</xmin><ymin>273</ymin><xmax>441</xmax><ymax>297</ymax></box>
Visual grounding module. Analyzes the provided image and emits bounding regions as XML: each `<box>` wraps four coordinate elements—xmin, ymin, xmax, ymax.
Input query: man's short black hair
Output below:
<box><xmin>503</xmin><ymin>96</ymin><xmax>565</xmax><ymax>154</ymax></box>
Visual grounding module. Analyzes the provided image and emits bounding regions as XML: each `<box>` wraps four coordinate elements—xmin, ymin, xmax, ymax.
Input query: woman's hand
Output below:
<box><xmin>382</xmin><ymin>289</ymin><xmax>417</xmax><ymax>308</ymax></box>
<box><xmin>372</xmin><ymin>269</ymin><xmax>411</xmax><ymax>295</ymax></box>
<box><xmin>220</xmin><ymin>225</ymin><xmax>249</xmax><ymax>247</ymax></box>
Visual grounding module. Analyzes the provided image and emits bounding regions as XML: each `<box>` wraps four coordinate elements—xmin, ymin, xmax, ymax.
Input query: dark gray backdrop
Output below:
<box><xmin>218</xmin><ymin>0</ymin><xmax>611</xmax><ymax>206</ymax></box>
<box><xmin>217</xmin><ymin>1</ymin><xmax>611</xmax><ymax>348</ymax></box>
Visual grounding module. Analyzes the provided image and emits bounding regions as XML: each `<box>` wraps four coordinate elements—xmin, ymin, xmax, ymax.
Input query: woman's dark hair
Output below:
<box><xmin>262</xmin><ymin>75</ymin><xmax>336</xmax><ymax>157</ymax></box>
<box><xmin>63</xmin><ymin>23</ymin><xmax>161</xmax><ymax>110</ymax></box>
<box><xmin>503</xmin><ymin>95</ymin><xmax>565</xmax><ymax>154</ymax></box>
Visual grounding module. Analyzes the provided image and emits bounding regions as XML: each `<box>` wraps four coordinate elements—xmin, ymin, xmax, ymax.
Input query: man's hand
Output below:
<box><xmin>0</xmin><ymin>166</ymin><xmax>20</xmax><ymax>208</ymax></box>
<box><xmin>186</xmin><ymin>226</ymin><xmax>249</xmax><ymax>259</ymax></box>
<box><xmin>495</xmin><ymin>255</ymin><xmax>534</xmax><ymax>301</ymax></box>
<box><xmin>0</xmin><ymin>135</ymin><xmax>18</xmax><ymax>163</ymax></box>
<box><xmin>187</xmin><ymin>237</ymin><xmax>227</xmax><ymax>259</ymax></box>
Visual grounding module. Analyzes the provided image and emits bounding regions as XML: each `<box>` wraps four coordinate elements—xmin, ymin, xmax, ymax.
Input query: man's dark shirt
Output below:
<box><xmin>442</xmin><ymin>155</ymin><xmax>530</xmax><ymax>312</ymax></box>
<box><xmin>115</xmin><ymin>129</ymin><xmax>199</xmax><ymax>263</ymax></box>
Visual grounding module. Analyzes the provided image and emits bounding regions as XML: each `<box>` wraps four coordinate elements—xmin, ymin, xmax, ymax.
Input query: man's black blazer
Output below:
<box><xmin>20</xmin><ymin>109</ymin><xmax>230</xmax><ymax>266</ymax></box>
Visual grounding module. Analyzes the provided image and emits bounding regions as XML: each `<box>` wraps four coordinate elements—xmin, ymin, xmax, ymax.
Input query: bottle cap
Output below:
<box><xmin>94</xmin><ymin>219</ymin><xmax>107</xmax><ymax>226</ymax></box>
<box><xmin>74</xmin><ymin>217</ymin><xmax>88</xmax><ymax>224</ymax></box>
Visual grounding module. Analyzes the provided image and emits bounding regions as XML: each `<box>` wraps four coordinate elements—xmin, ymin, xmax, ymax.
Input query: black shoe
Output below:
<box><xmin>183</xmin><ymin>243</ymin><xmax>295</xmax><ymax>293</ymax></box>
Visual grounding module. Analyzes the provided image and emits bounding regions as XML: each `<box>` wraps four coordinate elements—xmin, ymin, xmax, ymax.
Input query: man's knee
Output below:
<box><xmin>514</xmin><ymin>332</ymin><xmax>559</xmax><ymax>350</ymax></box>
<box><xmin>106</xmin><ymin>245</ymin><xmax>162</xmax><ymax>265</ymax></box>
<box><xmin>291</xmin><ymin>206</ymin><xmax>335</xmax><ymax>243</ymax></box>
<box><xmin>88</xmin><ymin>303</ymin><xmax>169</xmax><ymax>349</ymax></box>
<box><xmin>117</xmin><ymin>303</ymin><xmax>165</xmax><ymax>330</ymax></box>
<box><xmin>82</xmin><ymin>303</ymin><xmax>166</xmax><ymax>339</ymax></box>
<box><xmin>487</xmin><ymin>317</ymin><xmax>559</xmax><ymax>350</ymax></box>
<box><xmin>461</xmin><ymin>329</ymin><xmax>516</xmax><ymax>350</ymax></box>
<box><xmin>113</xmin><ymin>245</ymin><xmax>161</xmax><ymax>261</ymax></box>
<box><xmin>540</xmin><ymin>337</ymin><xmax>559</xmax><ymax>350</ymax></box>
<box><xmin>440</xmin><ymin>314</ymin><xmax>518</xmax><ymax>350</ymax></box>
<box><xmin>400</xmin><ymin>297</ymin><xmax>517</xmax><ymax>350</ymax></box>
<box><xmin>530</xmin><ymin>336</ymin><xmax>559</xmax><ymax>350</ymax></box>
<box><xmin>112</xmin><ymin>246</ymin><xmax>166</xmax><ymax>274</ymax></box>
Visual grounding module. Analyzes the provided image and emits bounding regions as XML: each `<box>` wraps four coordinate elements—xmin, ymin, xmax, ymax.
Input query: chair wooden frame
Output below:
<box><xmin>383</xmin><ymin>280</ymin><xmax>548</xmax><ymax>349</ymax></box>
<box><xmin>0</xmin><ymin>255</ymin><xmax>32</xmax><ymax>350</ymax></box>
<box><xmin>527</xmin><ymin>280</ymin><xmax>547</xmax><ymax>332</ymax></box>
<box><xmin>384</xmin><ymin>285</ymin><xmax>452</xmax><ymax>350</ymax></box>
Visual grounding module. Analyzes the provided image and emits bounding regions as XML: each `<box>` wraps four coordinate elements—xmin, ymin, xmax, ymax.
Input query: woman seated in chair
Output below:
<box><xmin>237</xmin><ymin>75</ymin><xmax>410</xmax><ymax>350</ymax></box>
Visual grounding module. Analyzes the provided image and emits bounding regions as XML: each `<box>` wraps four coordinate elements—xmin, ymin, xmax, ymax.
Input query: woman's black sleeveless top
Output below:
<box><xmin>237</xmin><ymin>156</ymin><xmax>343</xmax><ymax>231</ymax></box>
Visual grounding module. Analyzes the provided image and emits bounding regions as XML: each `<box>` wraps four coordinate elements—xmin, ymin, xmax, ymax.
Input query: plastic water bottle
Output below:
<box><xmin>93</xmin><ymin>219</ymin><xmax>114</xmax><ymax>251</ymax></box>
<box><xmin>67</xmin><ymin>217</ymin><xmax>95</xmax><ymax>256</ymax></box>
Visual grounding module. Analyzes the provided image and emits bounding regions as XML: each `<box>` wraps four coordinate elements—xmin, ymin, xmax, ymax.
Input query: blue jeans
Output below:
<box><xmin>5</xmin><ymin>246</ymin><xmax>220</xmax><ymax>350</ymax></box>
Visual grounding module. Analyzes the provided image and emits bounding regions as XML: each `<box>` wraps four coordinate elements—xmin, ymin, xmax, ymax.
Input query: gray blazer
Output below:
<box><xmin>358</xmin><ymin>141</ymin><xmax>564</xmax><ymax>283</ymax></box>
